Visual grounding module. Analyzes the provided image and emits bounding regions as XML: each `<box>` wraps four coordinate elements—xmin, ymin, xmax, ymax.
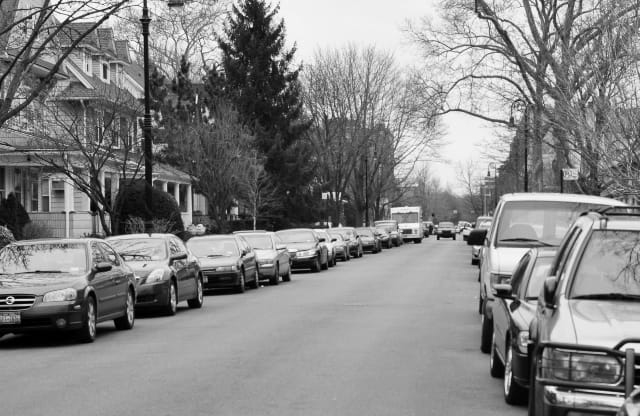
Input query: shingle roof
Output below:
<box><xmin>114</xmin><ymin>40</ymin><xmax>131</xmax><ymax>64</ymax></box>
<box><xmin>96</xmin><ymin>28</ymin><xmax>117</xmax><ymax>58</ymax></box>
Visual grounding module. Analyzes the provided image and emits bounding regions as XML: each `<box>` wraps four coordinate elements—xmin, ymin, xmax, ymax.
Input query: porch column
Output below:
<box><xmin>161</xmin><ymin>181</ymin><xmax>168</xmax><ymax>192</ymax></box>
<box><xmin>186</xmin><ymin>184</ymin><xmax>192</xmax><ymax>213</ymax></box>
<box><xmin>173</xmin><ymin>182</ymin><xmax>179</xmax><ymax>205</ymax></box>
<box><xmin>64</xmin><ymin>179</ymin><xmax>73</xmax><ymax>238</ymax></box>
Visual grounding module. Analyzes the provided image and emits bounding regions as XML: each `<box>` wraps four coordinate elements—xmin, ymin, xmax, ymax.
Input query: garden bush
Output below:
<box><xmin>114</xmin><ymin>181</ymin><xmax>184</xmax><ymax>234</ymax></box>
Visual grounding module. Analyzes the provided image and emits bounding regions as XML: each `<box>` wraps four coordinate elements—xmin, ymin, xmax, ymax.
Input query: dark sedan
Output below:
<box><xmin>436</xmin><ymin>221</ymin><xmax>456</xmax><ymax>240</ymax></box>
<box><xmin>0</xmin><ymin>239</ymin><xmax>136</xmax><ymax>343</ymax></box>
<box><xmin>107</xmin><ymin>233</ymin><xmax>204</xmax><ymax>315</ymax></box>
<box><xmin>490</xmin><ymin>247</ymin><xmax>556</xmax><ymax>404</ymax></box>
<box><xmin>187</xmin><ymin>234</ymin><xmax>259</xmax><ymax>293</ymax></box>
<box><xmin>276</xmin><ymin>228</ymin><xmax>328</xmax><ymax>272</ymax></box>
<box><xmin>356</xmin><ymin>227</ymin><xmax>382</xmax><ymax>253</ymax></box>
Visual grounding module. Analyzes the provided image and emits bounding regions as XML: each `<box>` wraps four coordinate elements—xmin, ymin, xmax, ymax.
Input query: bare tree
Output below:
<box><xmin>0</xmin><ymin>0</ymin><xmax>129</xmax><ymax>129</ymax></box>
<box><xmin>27</xmin><ymin>85</ymin><xmax>143</xmax><ymax>235</ymax></box>
<box><xmin>303</xmin><ymin>45</ymin><xmax>443</xmax><ymax>226</ymax></box>
<box><xmin>113</xmin><ymin>0</ymin><xmax>230</xmax><ymax>79</ymax></box>
<box><xmin>456</xmin><ymin>159</ymin><xmax>483</xmax><ymax>217</ymax></box>
<box><xmin>160</xmin><ymin>97</ymin><xmax>254</xmax><ymax>232</ymax></box>
<box><xmin>406</xmin><ymin>0</ymin><xmax>640</xmax><ymax>193</ymax></box>
<box><xmin>238</xmin><ymin>153</ymin><xmax>281</xmax><ymax>230</ymax></box>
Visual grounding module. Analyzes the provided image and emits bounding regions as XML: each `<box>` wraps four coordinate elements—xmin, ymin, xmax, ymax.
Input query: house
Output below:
<box><xmin>0</xmin><ymin>9</ymin><xmax>201</xmax><ymax>237</ymax></box>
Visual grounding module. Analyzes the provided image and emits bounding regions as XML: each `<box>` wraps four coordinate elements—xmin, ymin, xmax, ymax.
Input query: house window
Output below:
<box><xmin>167</xmin><ymin>182</ymin><xmax>175</xmax><ymax>198</ymax></box>
<box><xmin>14</xmin><ymin>168</ymin><xmax>23</xmax><ymax>204</ymax></box>
<box><xmin>179</xmin><ymin>184</ymin><xmax>188</xmax><ymax>212</ymax></box>
<box><xmin>84</xmin><ymin>51</ymin><xmax>91</xmax><ymax>74</ymax></box>
<box><xmin>120</xmin><ymin>117</ymin><xmax>129</xmax><ymax>148</ymax></box>
<box><xmin>102</xmin><ymin>63</ymin><xmax>109</xmax><ymax>81</ymax></box>
<box><xmin>40</xmin><ymin>179</ymin><xmax>50</xmax><ymax>212</ymax></box>
<box><xmin>31</xmin><ymin>180</ymin><xmax>39</xmax><ymax>212</ymax></box>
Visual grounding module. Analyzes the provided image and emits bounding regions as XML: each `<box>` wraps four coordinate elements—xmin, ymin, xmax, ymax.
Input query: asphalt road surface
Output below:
<box><xmin>0</xmin><ymin>236</ymin><xmax>525</xmax><ymax>416</ymax></box>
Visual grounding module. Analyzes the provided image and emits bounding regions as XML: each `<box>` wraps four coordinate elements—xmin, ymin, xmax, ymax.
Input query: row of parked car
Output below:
<box><xmin>464</xmin><ymin>192</ymin><xmax>640</xmax><ymax>415</ymax></box>
<box><xmin>0</xmin><ymin>223</ymin><xmax>407</xmax><ymax>344</ymax></box>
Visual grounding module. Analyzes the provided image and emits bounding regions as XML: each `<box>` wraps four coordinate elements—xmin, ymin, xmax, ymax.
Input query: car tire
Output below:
<box><xmin>114</xmin><ymin>289</ymin><xmax>135</xmax><ymax>329</ymax></box>
<box><xmin>311</xmin><ymin>258</ymin><xmax>321</xmax><ymax>273</ymax></box>
<box><xmin>283</xmin><ymin>263</ymin><xmax>292</xmax><ymax>282</ymax></box>
<box><xmin>77</xmin><ymin>296</ymin><xmax>97</xmax><ymax>343</ymax></box>
<box><xmin>163</xmin><ymin>281</ymin><xmax>178</xmax><ymax>316</ymax></box>
<box><xmin>252</xmin><ymin>270</ymin><xmax>260</xmax><ymax>289</ymax></box>
<box><xmin>237</xmin><ymin>270</ymin><xmax>246</xmax><ymax>293</ymax></box>
<box><xmin>490</xmin><ymin>331</ymin><xmax>504</xmax><ymax>377</ymax></box>
<box><xmin>481</xmin><ymin>307</ymin><xmax>493</xmax><ymax>353</ymax></box>
<box><xmin>471</xmin><ymin>258</ymin><xmax>479</xmax><ymax>266</ymax></box>
<box><xmin>453</xmin><ymin>235</ymin><xmax>456</xmax><ymax>240</ymax></box>
<box><xmin>504</xmin><ymin>342</ymin><xmax>528</xmax><ymax>405</ymax></box>
<box><xmin>188</xmin><ymin>277</ymin><xmax>204</xmax><ymax>308</ymax></box>
<box><xmin>270</xmin><ymin>265</ymin><xmax>280</xmax><ymax>285</ymax></box>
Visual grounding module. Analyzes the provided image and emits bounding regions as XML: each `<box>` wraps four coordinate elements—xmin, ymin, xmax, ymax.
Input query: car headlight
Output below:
<box><xmin>217</xmin><ymin>265</ymin><xmax>237</xmax><ymax>272</ymax></box>
<box><xmin>541</xmin><ymin>348</ymin><xmax>622</xmax><ymax>384</ymax></box>
<box><xmin>490</xmin><ymin>272</ymin><xmax>511</xmax><ymax>286</ymax></box>
<box><xmin>146</xmin><ymin>268</ymin><xmax>166</xmax><ymax>284</ymax></box>
<box><xmin>43</xmin><ymin>288</ymin><xmax>77</xmax><ymax>302</ymax></box>
<box><xmin>297</xmin><ymin>249</ymin><xmax>316</xmax><ymax>257</ymax></box>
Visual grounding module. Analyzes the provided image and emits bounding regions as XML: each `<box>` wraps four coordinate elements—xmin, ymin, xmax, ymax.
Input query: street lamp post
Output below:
<box><xmin>141</xmin><ymin>0</ymin><xmax>185</xmax><ymax>233</ymax></box>
<box><xmin>510</xmin><ymin>99</ymin><xmax>529</xmax><ymax>192</ymax></box>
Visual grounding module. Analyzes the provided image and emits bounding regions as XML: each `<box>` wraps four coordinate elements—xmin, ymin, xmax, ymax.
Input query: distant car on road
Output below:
<box><xmin>470</xmin><ymin>216</ymin><xmax>492</xmax><ymax>266</ymax></box>
<box><xmin>313</xmin><ymin>229</ymin><xmax>337</xmax><ymax>267</ymax></box>
<box><xmin>356</xmin><ymin>227</ymin><xmax>382</xmax><ymax>253</ymax></box>
<box><xmin>436</xmin><ymin>221</ymin><xmax>456</xmax><ymax>240</ymax></box>
<box><xmin>107</xmin><ymin>233</ymin><xmax>204</xmax><ymax>315</ymax></box>
<box><xmin>0</xmin><ymin>239</ymin><xmax>136</xmax><ymax>343</ymax></box>
<box><xmin>327</xmin><ymin>231</ymin><xmax>350</xmax><ymax>261</ymax></box>
<box><xmin>374</xmin><ymin>220</ymin><xmax>403</xmax><ymax>246</ymax></box>
<box><xmin>233</xmin><ymin>231</ymin><xmax>292</xmax><ymax>285</ymax></box>
<box><xmin>276</xmin><ymin>228</ymin><xmax>329</xmax><ymax>272</ymax></box>
<box><xmin>329</xmin><ymin>227</ymin><xmax>363</xmax><ymax>258</ymax></box>
<box><xmin>186</xmin><ymin>234</ymin><xmax>259</xmax><ymax>293</ymax></box>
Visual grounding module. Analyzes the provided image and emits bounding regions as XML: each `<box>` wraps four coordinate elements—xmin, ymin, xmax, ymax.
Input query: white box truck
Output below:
<box><xmin>390</xmin><ymin>206</ymin><xmax>423</xmax><ymax>244</ymax></box>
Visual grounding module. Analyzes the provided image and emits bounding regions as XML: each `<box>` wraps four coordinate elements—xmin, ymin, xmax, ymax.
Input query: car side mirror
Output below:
<box><xmin>94</xmin><ymin>262</ymin><xmax>112</xmax><ymax>273</ymax></box>
<box><xmin>493</xmin><ymin>283</ymin><xmax>513</xmax><ymax>299</ymax></box>
<box><xmin>331</xmin><ymin>238</ymin><xmax>337</xmax><ymax>242</ymax></box>
<box><xmin>170</xmin><ymin>253</ymin><xmax>188</xmax><ymax>264</ymax></box>
<box><xmin>542</xmin><ymin>276</ymin><xmax>558</xmax><ymax>308</ymax></box>
<box><xmin>241</xmin><ymin>249</ymin><xmax>249</xmax><ymax>257</ymax></box>
<box><xmin>276</xmin><ymin>244</ymin><xmax>287</xmax><ymax>250</ymax></box>
<box><xmin>318</xmin><ymin>237</ymin><xmax>326</xmax><ymax>242</ymax></box>
<box><xmin>467</xmin><ymin>229</ymin><xmax>487</xmax><ymax>246</ymax></box>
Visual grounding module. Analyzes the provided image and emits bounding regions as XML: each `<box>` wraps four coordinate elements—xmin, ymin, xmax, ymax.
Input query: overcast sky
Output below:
<box><xmin>276</xmin><ymin>0</ymin><xmax>494</xmax><ymax>193</ymax></box>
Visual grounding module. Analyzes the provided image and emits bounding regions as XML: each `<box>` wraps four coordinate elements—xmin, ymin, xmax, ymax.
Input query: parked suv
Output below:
<box><xmin>528</xmin><ymin>207</ymin><xmax>640</xmax><ymax>416</ymax></box>
<box><xmin>467</xmin><ymin>193</ymin><xmax>626</xmax><ymax>354</ymax></box>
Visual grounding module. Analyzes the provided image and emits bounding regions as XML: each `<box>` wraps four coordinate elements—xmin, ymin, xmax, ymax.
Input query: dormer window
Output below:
<box><xmin>102</xmin><ymin>62</ymin><xmax>109</xmax><ymax>81</ymax></box>
<box><xmin>84</xmin><ymin>52</ymin><xmax>91</xmax><ymax>74</ymax></box>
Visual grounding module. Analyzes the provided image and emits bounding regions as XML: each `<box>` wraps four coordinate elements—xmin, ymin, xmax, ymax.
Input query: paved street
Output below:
<box><xmin>0</xmin><ymin>237</ymin><xmax>525</xmax><ymax>416</ymax></box>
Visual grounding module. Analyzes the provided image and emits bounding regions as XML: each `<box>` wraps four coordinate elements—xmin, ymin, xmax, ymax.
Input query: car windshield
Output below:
<box><xmin>391</xmin><ymin>213</ymin><xmax>418</xmax><ymax>223</ymax></box>
<box><xmin>525</xmin><ymin>256</ymin><xmax>554</xmax><ymax>299</ymax></box>
<box><xmin>570</xmin><ymin>230</ymin><xmax>640</xmax><ymax>298</ymax></box>
<box><xmin>187</xmin><ymin>238</ymin><xmax>239</xmax><ymax>257</ymax></box>
<box><xmin>0</xmin><ymin>243</ymin><xmax>87</xmax><ymax>274</ymax></box>
<box><xmin>107</xmin><ymin>238</ymin><xmax>168</xmax><ymax>261</ymax></box>
<box><xmin>495</xmin><ymin>201</ymin><xmax>612</xmax><ymax>247</ymax></box>
<box><xmin>277</xmin><ymin>230</ymin><xmax>316</xmax><ymax>243</ymax></box>
<box><xmin>333</xmin><ymin>229</ymin><xmax>354</xmax><ymax>239</ymax></box>
<box><xmin>328</xmin><ymin>232</ymin><xmax>344</xmax><ymax>241</ymax></box>
<box><xmin>315</xmin><ymin>231</ymin><xmax>329</xmax><ymax>241</ymax></box>
<box><xmin>357</xmin><ymin>229</ymin><xmax>374</xmax><ymax>237</ymax></box>
<box><xmin>440</xmin><ymin>222</ymin><xmax>454</xmax><ymax>228</ymax></box>
<box><xmin>477</xmin><ymin>220</ymin><xmax>492</xmax><ymax>230</ymax></box>
<box><xmin>242</xmin><ymin>235</ymin><xmax>273</xmax><ymax>250</ymax></box>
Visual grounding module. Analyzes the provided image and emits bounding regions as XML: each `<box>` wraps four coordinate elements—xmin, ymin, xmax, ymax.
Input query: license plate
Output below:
<box><xmin>0</xmin><ymin>312</ymin><xmax>21</xmax><ymax>325</ymax></box>
<box><xmin>203</xmin><ymin>277</ymin><xmax>208</xmax><ymax>283</ymax></box>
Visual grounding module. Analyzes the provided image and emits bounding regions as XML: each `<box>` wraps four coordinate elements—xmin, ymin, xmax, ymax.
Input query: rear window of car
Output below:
<box><xmin>242</xmin><ymin>234</ymin><xmax>273</xmax><ymax>250</ymax></box>
<box><xmin>440</xmin><ymin>222</ymin><xmax>454</xmax><ymax>227</ymax></box>
<box><xmin>570</xmin><ymin>230</ymin><xmax>640</xmax><ymax>298</ymax></box>
<box><xmin>0</xmin><ymin>243</ymin><xmax>88</xmax><ymax>274</ymax></box>
<box><xmin>277</xmin><ymin>230</ymin><xmax>316</xmax><ymax>243</ymax></box>
<box><xmin>187</xmin><ymin>237</ymin><xmax>239</xmax><ymax>257</ymax></box>
<box><xmin>107</xmin><ymin>238</ymin><xmax>168</xmax><ymax>261</ymax></box>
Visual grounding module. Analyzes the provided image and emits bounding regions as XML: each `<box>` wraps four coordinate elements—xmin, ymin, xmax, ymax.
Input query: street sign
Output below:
<box><xmin>562</xmin><ymin>168</ymin><xmax>579</xmax><ymax>181</ymax></box>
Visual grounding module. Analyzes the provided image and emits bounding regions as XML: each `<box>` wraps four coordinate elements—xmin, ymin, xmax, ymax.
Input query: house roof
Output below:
<box><xmin>114</xmin><ymin>40</ymin><xmax>131</xmax><ymax>64</ymax></box>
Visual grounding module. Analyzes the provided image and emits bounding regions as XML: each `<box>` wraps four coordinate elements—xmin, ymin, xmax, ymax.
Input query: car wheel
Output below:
<box><xmin>237</xmin><ymin>270</ymin><xmax>246</xmax><ymax>293</ymax></box>
<box><xmin>252</xmin><ymin>269</ymin><xmax>260</xmax><ymax>289</ymax></box>
<box><xmin>187</xmin><ymin>277</ymin><xmax>204</xmax><ymax>308</ymax></box>
<box><xmin>270</xmin><ymin>265</ymin><xmax>280</xmax><ymax>285</ymax></box>
<box><xmin>311</xmin><ymin>257</ymin><xmax>321</xmax><ymax>273</ymax></box>
<box><xmin>504</xmin><ymin>342</ymin><xmax>528</xmax><ymax>404</ymax></box>
<box><xmin>163</xmin><ymin>281</ymin><xmax>178</xmax><ymax>316</ymax></box>
<box><xmin>283</xmin><ymin>264</ymin><xmax>292</xmax><ymax>282</ymax></box>
<box><xmin>453</xmin><ymin>235</ymin><xmax>456</xmax><ymax>240</ymax></box>
<box><xmin>437</xmin><ymin>236</ymin><xmax>440</xmax><ymax>240</ymax></box>
<box><xmin>490</xmin><ymin>331</ymin><xmax>504</xmax><ymax>377</ymax></box>
<box><xmin>481</xmin><ymin>307</ymin><xmax>493</xmax><ymax>353</ymax></box>
<box><xmin>471</xmin><ymin>258</ymin><xmax>479</xmax><ymax>265</ymax></box>
<box><xmin>114</xmin><ymin>289</ymin><xmax>135</xmax><ymax>329</ymax></box>
<box><xmin>77</xmin><ymin>296</ymin><xmax>97</xmax><ymax>343</ymax></box>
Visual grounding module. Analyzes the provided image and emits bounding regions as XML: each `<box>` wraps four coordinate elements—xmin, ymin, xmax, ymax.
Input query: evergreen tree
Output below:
<box><xmin>171</xmin><ymin>55</ymin><xmax>196</xmax><ymax>123</ymax></box>
<box><xmin>218</xmin><ymin>1</ymin><xmax>309</xmax><ymax>175</ymax></box>
<box><xmin>217</xmin><ymin>0</ymin><xmax>314</xmax><ymax>222</ymax></box>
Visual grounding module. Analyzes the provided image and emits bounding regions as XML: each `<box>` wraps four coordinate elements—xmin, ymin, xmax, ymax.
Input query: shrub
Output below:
<box><xmin>0</xmin><ymin>225</ymin><xmax>15</xmax><ymax>248</ymax></box>
<box><xmin>21</xmin><ymin>222</ymin><xmax>53</xmax><ymax>240</ymax></box>
<box><xmin>0</xmin><ymin>193</ymin><xmax>30</xmax><ymax>239</ymax></box>
<box><xmin>114</xmin><ymin>181</ymin><xmax>184</xmax><ymax>234</ymax></box>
